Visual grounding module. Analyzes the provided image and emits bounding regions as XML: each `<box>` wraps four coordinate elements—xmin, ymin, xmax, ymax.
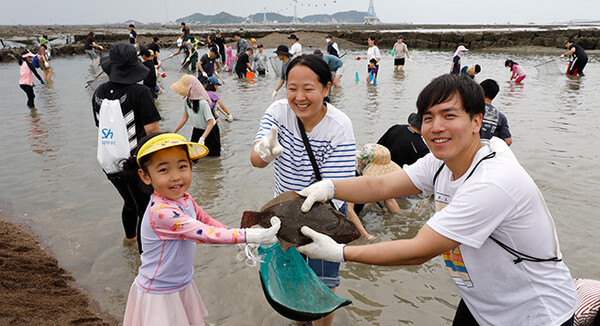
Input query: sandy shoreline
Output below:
<box><xmin>0</xmin><ymin>214</ymin><xmax>118</xmax><ymax>325</ymax></box>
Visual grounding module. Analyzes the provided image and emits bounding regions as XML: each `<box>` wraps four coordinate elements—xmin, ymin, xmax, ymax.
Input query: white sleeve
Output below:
<box><xmin>333</xmin><ymin>43</ymin><xmax>340</xmax><ymax>54</ymax></box>
<box><xmin>427</xmin><ymin>181</ymin><xmax>519</xmax><ymax>248</ymax></box>
<box><xmin>403</xmin><ymin>153</ymin><xmax>441</xmax><ymax>197</ymax></box>
<box><xmin>375</xmin><ymin>46</ymin><xmax>381</xmax><ymax>59</ymax></box>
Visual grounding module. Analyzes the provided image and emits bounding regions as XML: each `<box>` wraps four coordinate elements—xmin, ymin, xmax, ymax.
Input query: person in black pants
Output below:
<box><xmin>562</xmin><ymin>40</ymin><xmax>588</xmax><ymax>76</ymax></box>
<box><xmin>214</xmin><ymin>30</ymin><xmax>227</xmax><ymax>65</ymax></box>
<box><xmin>17</xmin><ymin>50</ymin><xmax>44</xmax><ymax>108</ymax></box>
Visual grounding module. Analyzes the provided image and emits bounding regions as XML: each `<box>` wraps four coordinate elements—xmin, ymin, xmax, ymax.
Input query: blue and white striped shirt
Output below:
<box><xmin>255</xmin><ymin>99</ymin><xmax>356</xmax><ymax>208</ymax></box>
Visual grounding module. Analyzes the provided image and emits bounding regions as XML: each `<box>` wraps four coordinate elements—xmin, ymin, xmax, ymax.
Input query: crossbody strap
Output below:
<box><xmin>297</xmin><ymin>117</ymin><xmax>322</xmax><ymax>181</ymax></box>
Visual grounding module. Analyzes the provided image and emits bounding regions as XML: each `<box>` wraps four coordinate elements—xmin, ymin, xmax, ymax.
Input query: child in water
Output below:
<box><xmin>122</xmin><ymin>132</ymin><xmax>280</xmax><ymax>325</ymax></box>
<box><xmin>505</xmin><ymin>59</ymin><xmax>527</xmax><ymax>83</ymax></box>
<box><xmin>225</xmin><ymin>46</ymin><xmax>234</xmax><ymax>72</ymax></box>
<box><xmin>17</xmin><ymin>50</ymin><xmax>44</xmax><ymax>108</ymax></box>
<box><xmin>368</xmin><ymin>59</ymin><xmax>378</xmax><ymax>85</ymax></box>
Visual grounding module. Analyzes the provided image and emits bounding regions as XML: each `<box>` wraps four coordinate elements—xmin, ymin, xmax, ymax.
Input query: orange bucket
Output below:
<box><xmin>246</xmin><ymin>71</ymin><xmax>255</xmax><ymax>79</ymax></box>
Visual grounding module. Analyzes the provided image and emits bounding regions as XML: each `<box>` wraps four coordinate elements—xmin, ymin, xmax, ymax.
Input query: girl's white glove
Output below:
<box><xmin>254</xmin><ymin>126</ymin><xmax>283</xmax><ymax>163</ymax></box>
<box><xmin>296</xmin><ymin>226</ymin><xmax>345</xmax><ymax>262</ymax></box>
<box><xmin>245</xmin><ymin>216</ymin><xmax>281</xmax><ymax>244</ymax></box>
<box><xmin>298</xmin><ymin>179</ymin><xmax>335</xmax><ymax>213</ymax></box>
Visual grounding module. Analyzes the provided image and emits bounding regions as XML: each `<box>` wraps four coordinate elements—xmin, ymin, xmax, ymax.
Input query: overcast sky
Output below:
<box><xmin>2</xmin><ymin>0</ymin><xmax>599</xmax><ymax>25</ymax></box>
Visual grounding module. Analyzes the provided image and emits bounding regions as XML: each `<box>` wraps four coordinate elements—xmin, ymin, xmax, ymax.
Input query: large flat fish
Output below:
<box><xmin>241</xmin><ymin>191</ymin><xmax>360</xmax><ymax>251</ymax></box>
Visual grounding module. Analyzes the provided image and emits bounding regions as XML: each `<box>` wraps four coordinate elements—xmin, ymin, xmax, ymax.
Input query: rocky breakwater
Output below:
<box><xmin>334</xmin><ymin>28</ymin><xmax>600</xmax><ymax>51</ymax></box>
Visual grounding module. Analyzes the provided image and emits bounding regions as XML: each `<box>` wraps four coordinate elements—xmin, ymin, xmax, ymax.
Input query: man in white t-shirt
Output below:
<box><xmin>296</xmin><ymin>73</ymin><xmax>577</xmax><ymax>326</ymax></box>
<box><xmin>288</xmin><ymin>34</ymin><xmax>302</xmax><ymax>57</ymax></box>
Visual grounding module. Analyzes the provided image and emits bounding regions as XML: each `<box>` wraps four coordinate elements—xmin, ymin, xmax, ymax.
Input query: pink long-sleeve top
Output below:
<box><xmin>511</xmin><ymin>64</ymin><xmax>526</xmax><ymax>79</ymax></box>
<box><xmin>19</xmin><ymin>61</ymin><xmax>43</xmax><ymax>86</ymax></box>
<box><xmin>135</xmin><ymin>192</ymin><xmax>247</xmax><ymax>294</ymax></box>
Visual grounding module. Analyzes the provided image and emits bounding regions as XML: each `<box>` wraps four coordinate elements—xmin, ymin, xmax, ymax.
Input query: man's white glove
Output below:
<box><xmin>184</xmin><ymin>57</ymin><xmax>190</xmax><ymax>63</ymax></box>
<box><xmin>202</xmin><ymin>71</ymin><xmax>208</xmax><ymax>78</ymax></box>
<box><xmin>169</xmin><ymin>53</ymin><xmax>175</xmax><ymax>58</ymax></box>
<box><xmin>199</xmin><ymin>137</ymin><xmax>205</xmax><ymax>145</ymax></box>
<box><xmin>560</xmin><ymin>54</ymin><xmax>565</xmax><ymax>58</ymax></box>
<box><xmin>254</xmin><ymin>126</ymin><xmax>283</xmax><ymax>163</ymax></box>
<box><xmin>298</xmin><ymin>179</ymin><xmax>335</xmax><ymax>213</ymax></box>
<box><xmin>226</xmin><ymin>113</ymin><xmax>234</xmax><ymax>121</ymax></box>
<box><xmin>271</xmin><ymin>90</ymin><xmax>278</xmax><ymax>99</ymax></box>
<box><xmin>296</xmin><ymin>226</ymin><xmax>345</xmax><ymax>262</ymax></box>
<box><xmin>99</xmin><ymin>45</ymin><xmax>104</xmax><ymax>50</ymax></box>
<box><xmin>246</xmin><ymin>217</ymin><xmax>281</xmax><ymax>244</ymax></box>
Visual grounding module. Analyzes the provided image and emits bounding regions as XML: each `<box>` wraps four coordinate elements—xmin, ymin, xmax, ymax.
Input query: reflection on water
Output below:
<box><xmin>0</xmin><ymin>48</ymin><xmax>599</xmax><ymax>325</ymax></box>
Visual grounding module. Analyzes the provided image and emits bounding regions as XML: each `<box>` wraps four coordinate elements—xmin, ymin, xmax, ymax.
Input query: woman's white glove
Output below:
<box><xmin>245</xmin><ymin>216</ymin><xmax>281</xmax><ymax>244</ymax></box>
<box><xmin>254</xmin><ymin>126</ymin><xmax>283</xmax><ymax>163</ymax></box>
<box><xmin>296</xmin><ymin>226</ymin><xmax>345</xmax><ymax>262</ymax></box>
<box><xmin>271</xmin><ymin>90</ymin><xmax>278</xmax><ymax>99</ymax></box>
<box><xmin>298</xmin><ymin>179</ymin><xmax>335</xmax><ymax>213</ymax></box>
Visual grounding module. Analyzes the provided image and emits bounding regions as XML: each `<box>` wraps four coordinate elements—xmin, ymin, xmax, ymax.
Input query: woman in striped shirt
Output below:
<box><xmin>251</xmin><ymin>54</ymin><xmax>356</xmax><ymax>326</ymax></box>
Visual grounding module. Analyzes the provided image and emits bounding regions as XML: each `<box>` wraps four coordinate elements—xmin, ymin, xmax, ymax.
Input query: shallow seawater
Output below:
<box><xmin>0</xmin><ymin>47</ymin><xmax>599</xmax><ymax>325</ymax></box>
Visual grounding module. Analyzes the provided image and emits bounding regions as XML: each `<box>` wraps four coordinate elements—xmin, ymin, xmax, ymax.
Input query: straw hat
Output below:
<box><xmin>356</xmin><ymin>144</ymin><xmax>400</xmax><ymax>176</ymax></box>
<box><xmin>170</xmin><ymin>74</ymin><xmax>193</xmax><ymax>97</ymax></box>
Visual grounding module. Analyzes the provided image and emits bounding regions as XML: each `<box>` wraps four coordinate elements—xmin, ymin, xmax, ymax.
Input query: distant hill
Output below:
<box><xmin>177</xmin><ymin>10</ymin><xmax>369</xmax><ymax>24</ymax></box>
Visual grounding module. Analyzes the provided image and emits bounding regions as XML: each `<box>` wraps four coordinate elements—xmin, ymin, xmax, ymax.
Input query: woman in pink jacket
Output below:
<box><xmin>17</xmin><ymin>50</ymin><xmax>44</xmax><ymax>108</ymax></box>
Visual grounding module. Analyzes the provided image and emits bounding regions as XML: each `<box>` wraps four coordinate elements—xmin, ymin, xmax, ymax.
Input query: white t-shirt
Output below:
<box><xmin>290</xmin><ymin>42</ymin><xmax>302</xmax><ymax>56</ymax></box>
<box><xmin>367</xmin><ymin>45</ymin><xmax>381</xmax><ymax>61</ymax></box>
<box><xmin>255</xmin><ymin>99</ymin><xmax>355</xmax><ymax>208</ymax></box>
<box><xmin>404</xmin><ymin>139</ymin><xmax>576</xmax><ymax>326</ymax></box>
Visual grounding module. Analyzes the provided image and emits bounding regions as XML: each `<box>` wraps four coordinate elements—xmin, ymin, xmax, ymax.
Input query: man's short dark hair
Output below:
<box><xmin>181</xmin><ymin>22</ymin><xmax>186</xmax><ymax>26</ymax></box>
<box><xmin>416</xmin><ymin>74</ymin><xmax>485</xmax><ymax>119</ymax></box>
<box><xmin>153</xmin><ymin>36</ymin><xmax>160</xmax><ymax>42</ymax></box>
<box><xmin>129</xmin><ymin>24</ymin><xmax>135</xmax><ymax>28</ymax></box>
<box><xmin>246</xmin><ymin>48</ymin><xmax>253</xmax><ymax>53</ymax></box>
<box><xmin>474</xmin><ymin>64</ymin><xmax>481</xmax><ymax>73</ymax></box>
<box><xmin>480</xmin><ymin>79</ymin><xmax>500</xmax><ymax>100</ymax></box>
<box><xmin>139</xmin><ymin>48</ymin><xmax>151</xmax><ymax>58</ymax></box>
<box><xmin>233</xmin><ymin>32</ymin><xmax>241</xmax><ymax>37</ymax></box>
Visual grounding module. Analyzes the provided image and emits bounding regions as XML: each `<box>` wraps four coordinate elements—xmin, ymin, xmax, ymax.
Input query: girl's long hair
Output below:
<box><xmin>505</xmin><ymin>59</ymin><xmax>518</xmax><ymax>67</ymax></box>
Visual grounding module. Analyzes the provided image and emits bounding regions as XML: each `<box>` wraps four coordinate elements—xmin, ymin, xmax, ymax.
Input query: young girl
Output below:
<box><xmin>204</xmin><ymin>76</ymin><xmax>232</xmax><ymax>121</ymax></box>
<box><xmin>17</xmin><ymin>50</ymin><xmax>44</xmax><ymax>108</ymax></box>
<box><xmin>225</xmin><ymin>46</ymin><xmax>234</xmax><ymax>72</ymax></box>
<box><xmin>505</xmin><ymin>59</ymin><xmax>527</xmax><ymax>83</ymax></box>
<box><xmin>368</xmin><ymin>59</ymin><xmax>378</xmax><ymax>85</ymax></box>
<box><xmin>250</xmin><ymin>54</ymin><xmax>356</xmax><ymax>326</ymax></box>
<box><xmin>122</xmin><ymin>132</ymin><xmax>280</xmax><ymax>325</ymax></box>
<box><xmin>171</xmin><ymin>75</ymin><xmax>220</xmax><ymax>156</ymax></box>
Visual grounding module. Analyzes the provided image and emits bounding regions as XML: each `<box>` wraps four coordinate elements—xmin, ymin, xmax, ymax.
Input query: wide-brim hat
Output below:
<box><xmin>408</xmin><ymin>112</ymin><xmax>422</xmax><ymax>130</ymax></box>
<box><xmin>100</xmin><ymin>42</ymin><xmax>149</xmax><ymax>85</ymax></box>
<box><xmin>39</xmin><ymin>37</ymin><xmax>48</xmax><ymax>44</ymax></box>
<box><xmin>274</xmin><ymin>45</ymin><xmax>292</xmax><ymax>57</ymax></box>
<box><xmin>170</xmin><ymin>74</ymin><xmax>192</xmax><ymax>97</ymax></box>
<box><xmin>136</xmin><ymin>133</ymin><xmax>208</xmax><ymax>167</ymax></box>
<box><xmin>356</xmin><ymin>144</ymin><xmax>400</xmax><ymax>176</ymax></box>
<box><xmin>21</xmin><ymin>51</ymin><xmax>35</xmax><ymax>58</ymax></box>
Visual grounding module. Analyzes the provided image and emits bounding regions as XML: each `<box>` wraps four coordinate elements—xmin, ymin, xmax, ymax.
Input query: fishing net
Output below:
<box><xmin>258</xmin><ymin>243</ymin><xmax>352</xmax><ymax>321</ymax></box>
<box><xmin>535</xmin><ymin>59</ymin><xmax>563</xmax><ymax>76</ymax></box>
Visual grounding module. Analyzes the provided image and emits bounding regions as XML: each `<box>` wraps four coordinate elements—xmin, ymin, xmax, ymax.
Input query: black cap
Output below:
<box><xmin>326</xmin><ymin>34</ymin><xmax>333</xmax><ymax>39</ymax></box>
<box><xmin>288</xmin><ymin>34</ymin><xmax>299</xmax><ymax>40</ymax></box>
<box><xmin>313</xmin><ymin>49</ymin><xmax>323</xmax><ymax>56</ymax></box>
<box><xmin>408</xmin><ymin>113</ymin><xmax>422</xmax><ymax>130</ymax></box>
<box><xmin>274</xmin><ymin>45</ymin><xmax>292</xmax><ymax>57</ymax></box>
<box><xmin>257</xmin><ymin>43</ymin><xmax>264</xmax><ymax>48</ymax></box>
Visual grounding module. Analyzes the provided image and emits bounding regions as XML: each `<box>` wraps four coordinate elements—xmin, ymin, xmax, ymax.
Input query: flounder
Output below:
<box><xmin>241</xmin><ymin>191</ymin><xmax>360</xmax><ymax>251</ymax></box>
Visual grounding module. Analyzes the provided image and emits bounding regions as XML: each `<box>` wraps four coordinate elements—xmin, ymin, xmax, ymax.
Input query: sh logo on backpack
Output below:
<box><xmin>97</xmin><ymin>99</ymin><xmax>130</xmax><ymax>173</ymax></box>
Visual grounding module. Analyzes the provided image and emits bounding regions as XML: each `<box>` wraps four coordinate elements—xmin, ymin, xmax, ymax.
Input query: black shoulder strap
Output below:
<box><xmin>297</xmin><ymin>117</ymin><xmax>322</xmax><ymax>181</ymax></box>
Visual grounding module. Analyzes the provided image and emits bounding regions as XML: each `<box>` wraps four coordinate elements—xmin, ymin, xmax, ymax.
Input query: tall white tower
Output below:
<box><xmin>364</xmin><ymin>0</ymin><xmax>380</xmax><ymax>25</ymax></box>
<box><xmin>291</xmin><ymin>0</ymin><xmax>300</xmax><ymax>24</ymax></box>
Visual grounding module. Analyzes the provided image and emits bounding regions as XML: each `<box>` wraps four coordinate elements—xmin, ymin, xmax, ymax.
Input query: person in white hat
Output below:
<box><xmin>451</xmin><ymin>45</ymin><xmax>469</xmax><ymax>74</ymax></box>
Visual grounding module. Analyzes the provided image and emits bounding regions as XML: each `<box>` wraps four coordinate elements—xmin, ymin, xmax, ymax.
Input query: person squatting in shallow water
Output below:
<box><xmin>296</xmin><ymin>73</ymin><xmax>577</xmax><ymax>326</ymax></box>
<box><xmin>92</xmin><ymin>42</ymin><xmax>162</xmax><ymax>252</ymax></box>
<box><xmin>251</xmin><ymin>54</ymin><xmax>356</xmax><ymax>326</ymax></box>
<box><xmin>17</xmin><ymin>50</ymin><xmax>44</xmax><ymax>108</ymax></box>
<box><xmin>120</xmin><ymin>132</ymin><xmax>280</xmax><ymax>325</ymax></box>
<box><xmin>562</xmin><ymin>39</ymin><xmax>588</xmax><ymax>77</ymax></box>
